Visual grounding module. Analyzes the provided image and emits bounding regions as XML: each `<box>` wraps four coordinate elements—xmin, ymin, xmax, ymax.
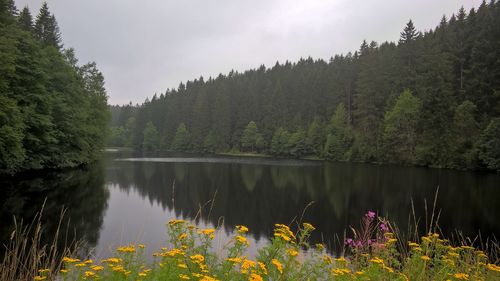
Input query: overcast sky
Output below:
<box><xmin>15</xmin><ymin>0</ymin><xmax>482</xmax><ymax>105</ymax></box>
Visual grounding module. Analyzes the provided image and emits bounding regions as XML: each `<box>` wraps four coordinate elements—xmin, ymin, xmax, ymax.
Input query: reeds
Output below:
<box><xmin>0</xmin><ymin>201</ymin><xmax>80</xmax><ymax>281</ymax></box>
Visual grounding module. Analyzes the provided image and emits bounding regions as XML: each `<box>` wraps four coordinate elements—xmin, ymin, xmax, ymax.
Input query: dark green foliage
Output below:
<box><xmin>0</xmin><ymin>96</ymin><xmax>25</xmax><ymax>172</ymax></box>
<box><xmin>142</xmin><ymin>122</ymin><xmax>159</xmax><ymax>151</ymax></box>
<box><xmin>203</xmin><ymin>130</ymin><xmax>218</xmax><ymax>153</ymax></box>
<box><xmin>448</xmin><ymin>101</ymin><xmax>480</xmax><ymax>169</ymax></box>
<box><xmin>477</xmin><ymin>118</ymin><xmax>500</xmax><ymax>171</ymax></box>
<box><xmin>324</xmin><ymin>103</ymin><xmax>352</xmax><ymax>161</ymax></box>
<box><xmin>0</xmin><ymin>3</ymin><xmax>109</xmax><ymax>174</ymax></box>
<box><xmin>171</xmin><ymin>123</ymin><xmax>190</xmax><ymax>151</ymax></box>
<box><xmin>34</xmin><ymin>2</ymin><xmax>62</xmax><ymax>49</ymax></box>
<box><xmin>18</xmin><ymin>6</ymin><xmax>33</xmax><ymax>32</ymax></box>
<box><xmin>109</xmin><ymin>1</ymin><xmax>500</xmax><ymax>170</ymax></box>
<box><xmin>382</xmin><ymin>90</ymin><xmax>421</xmax><ymax>163</ymax></box>
<box><xmin>270</xmin><ymin>128</ymin><xmax>291</xmax><ymax>156</ymax></box>
<box><xmin>240</xmin><ymin>121</ymin><xmax>264</xmax><ymax>152</ymax></box>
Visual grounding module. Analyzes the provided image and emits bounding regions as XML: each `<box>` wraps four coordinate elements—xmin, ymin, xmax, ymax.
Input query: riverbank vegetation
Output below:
<box><xmin>3</xmin><ymin>212</ymin><xmax>500</xmax><ymax>281</ymax></box>
<box><xmin>0</xmin><ymin>1</ymin><xmax>109</xmax><ymax>175</ymax></box>
<box><xmin>109</xmin><ymin>1</ymin><xmax>500</xmax><ymax>171</ymax></box>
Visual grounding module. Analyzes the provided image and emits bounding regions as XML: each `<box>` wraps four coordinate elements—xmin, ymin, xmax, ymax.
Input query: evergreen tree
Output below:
<box><xmin>241</xmin><ymin>121</ymin><xmax>264</xmax><ymax>152</ymax></box>
<box><xmin>142</xmin><ymin>121</ymin><xmax>159</xmax><ymax>151</ymax></box>
<box><xmin>306</xmin><ymin>117</ymin><xmax>325</xmax><ymax>156</ymax></box>
<box><xmin>399</xmin><ymin>19</ymin><xmax>420</xmax><ymax>44</ymax></box>
<box><xmin>382</xmin><ymin>90</ymin><xmax>421</xmax><ymax>163</ymax></box>
<box><xmin>270</xmin><ymin>127</ymin><xmax>290</xmax><ymax>156</ymax></box>
<box><xmin>18</xmin><ymin>6</ymin><xmax>33</xmax><ymax>32</ymax></box>
<box><xmin>171</xmin><ymin>123</ymin><xmax>190</xmax><ymax>151</ymax></box>
<box><xmin>477</xmin><ymin>118</ymin><xmax>500</xmax><ymax>171</ymax></box>
<box><xmin>203</xmin><ymin>130</ymin><xmax>218</xmax><ymax>153</ymax></box>
<box><xmin>448</xmin><ymin>101</ymin><xmax>479</xmax><ymax>168</ymax></box>
<box><xmin>324</xmin><ymin>103</ymin><xmax>352</xmax><ymax>161</ymax></box>
<box><xmin>34</xmin><ymin>2</ymin><xmax>62</xmax><ymax>49</ymax></box>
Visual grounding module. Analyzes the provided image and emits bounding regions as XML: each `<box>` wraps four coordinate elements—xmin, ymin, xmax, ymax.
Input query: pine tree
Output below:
<box><xmin>399</xmin><ymin>19</ymin><xmax>420</xmax><ymax>44</ymax></box>
<box><xmin>18</xmin><ymin>6</ymin><xmax>33</xmax><ymax>32</ymax></box>
<box><xmin>324</xmin><ymin>103</ymin><xmax>352</xmax><ymax>161</ymax></box>
<box><xmin>34</xmin><ymin>2</ymin><xmax>62</xmax><ymax>49</ymax></box>
<box><xmin>241</xmin><ymin>121</ymin><xmax>264</xmax><ymax>152</ymax></box>
<box><xmin>142</xmin><ymin>122</ymin><xmax>159</xmax><ymax>151</ymax></box>
<box><xmin>382</xmin><ymin>90</ymin><xmax>421</xmax><ymax>163</ymax></box>
<box><xmin>171</xmin><ymin>123</ymin><xmax>190</xmax><ymax>151</ymax></box>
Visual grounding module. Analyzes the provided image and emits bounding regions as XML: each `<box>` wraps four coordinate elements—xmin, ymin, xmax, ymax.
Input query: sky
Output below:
<box><xmin>15</xmin><ymin>0</ymin><xmax>482</xmax><ymax>105</ymax></box>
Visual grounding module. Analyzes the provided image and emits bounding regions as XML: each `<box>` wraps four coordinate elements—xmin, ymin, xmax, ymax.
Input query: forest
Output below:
<box><xmin>0</xmin><ymin>1</ymin><xmax>109</xmax><ymax>174</ymax></box>
<box><xmin>109</xmin><ymin>1</ymin><xmax>500</xmax><ymax>171</ymax></box>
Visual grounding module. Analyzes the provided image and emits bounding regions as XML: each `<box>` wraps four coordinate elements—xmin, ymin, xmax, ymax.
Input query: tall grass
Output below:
<box><xmin>0</xmin><ymin>202</ymin><xmax>80</xmax><ymax>281</ymax></box>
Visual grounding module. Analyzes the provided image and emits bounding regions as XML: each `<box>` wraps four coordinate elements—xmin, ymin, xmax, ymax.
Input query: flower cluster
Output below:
<box><xmin>38</xmin><ymin>213</ymin><xmax>500</xmax><ymax>281</ymax></box>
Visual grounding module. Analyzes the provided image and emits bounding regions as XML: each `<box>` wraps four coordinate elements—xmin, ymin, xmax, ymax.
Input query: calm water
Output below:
<box><xmin>1</xmin><ymin>151</ymin><xmax>500</xmax><ymax>258</ymax></box>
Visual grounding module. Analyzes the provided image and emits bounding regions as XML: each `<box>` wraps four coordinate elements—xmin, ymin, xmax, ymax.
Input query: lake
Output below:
<box><xmin>1</xmin><ymin>151</ymin><xmax>500</xmax><ymax>259</ymax></box>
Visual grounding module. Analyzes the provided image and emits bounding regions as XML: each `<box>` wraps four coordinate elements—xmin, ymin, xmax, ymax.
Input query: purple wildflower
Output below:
<box><xmin>380</xmin><ymin>223</ymin><xmax>389</xmax><ymax>233</ymax></box>
<box><xmin>366</xmin><ymin>211</ymin><xmax>376</xmax><ymax>219</ymax></box>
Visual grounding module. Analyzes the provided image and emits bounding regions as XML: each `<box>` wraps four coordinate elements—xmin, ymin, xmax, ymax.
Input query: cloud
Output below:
<box><xmin>15</xmin><ymin>0</ymin><xmax>482</xmax><ymax>104</ymax></box>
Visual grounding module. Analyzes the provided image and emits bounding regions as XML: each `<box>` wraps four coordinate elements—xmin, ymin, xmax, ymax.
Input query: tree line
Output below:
<box><xmin>109</xmin><ymin>1</ymin><xmax>500</xmax><ymax>171</ymax></box>
<box><xmin>0</xmin><ymin>1</ymin><xmax>109</xmax><ymax>174</ymax></box>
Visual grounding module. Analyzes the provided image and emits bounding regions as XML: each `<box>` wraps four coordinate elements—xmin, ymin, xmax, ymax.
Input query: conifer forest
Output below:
<box><xmin>109</xmin><ymin>1</ymin><xmax>500</xmax><ymax>171</ymax></box>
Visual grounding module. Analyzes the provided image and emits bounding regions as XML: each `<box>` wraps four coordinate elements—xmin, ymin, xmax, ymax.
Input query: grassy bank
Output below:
<box><xmin>3</xmin><ymin>212</ymin><xmax>500</xmax><ymax>281</ymax></box>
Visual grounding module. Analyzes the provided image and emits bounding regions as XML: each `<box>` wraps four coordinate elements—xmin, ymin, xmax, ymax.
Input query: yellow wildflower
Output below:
<box><xmin>408</xmin><ymin>242</ymin><xmax>419</xmax><ymax>247</ymax></box>
<box><xmin>60</xmin><ymin>269</ymin><xmax>69</xmax><ymax>273</ymax></box>
<box><xmin>335</xmin><ymin>257</ymin><xmax>347</xmax><ymax>263</ymax></box>
<box><xmin>227</xmin><ymin>257</ymin><xmax>244</xmax><ymax>263</ymax></box>
<box><xmin>138</xmin><ymin>244</ymin><xmax>145</xmax><ymax>249</ymax></box>
<box><xmin>168</xmin><ymin>219</ymin><xmax>186</xmax><ymax>226</ymax></box>
<box><xmin>236</xmin><ymin>225</ymin><xmax>249</xmax><ymax>233</ymax></box>
<box><xmin>258</xmin><ymin>261</ymin><xmax>267</xmax><ymax>275</ymax></box>
<box><xmin>323</xmin><ymin>255</ymin><xmax>333</xmax><ymax>264</ymax></box>
<box><xmin>75</xmin><ymin>263</ymin><xmax>86</xmax><ymax>267</ymax></box>
<box><xmin>274</xmin><ymin>233</ymin><xmax>291</xmax><ymax>242</ymax></box>
<box><xmin>420</xmin><ymin>255</ymin><xmax>431</xmax><ymax>261</ymax></box>
<box><xmin>34</xmin><ymin>276</ymin><xmax>46</xmax><ymax>281</ymax></box>
<box><xmin>90</xmin><ymin>265</ymin><xmax>104</xmax><ymax>271</ymax></box>
<box><xmin>287</xmin><ymin>249</ymin><xmax>299</xmax><ymax>257</ymax></box>
<box><xmin>303</xmin><ymin>223</ymin><xmax>315</xmax><ymax>231</ymax></box>
<box><xmin>271</xmin><ymin>259</ymin><xmax>283</xmax><ymax>274</ymax></box>
<box><xmin>241</xmin><ymin>259</ymin><xmax>256</xmax><ymax>274</ymax></box>
<box><xmin>117</xmin><ymin>245</ymin><xmax>135</xmax><ymax>253</ymax></box>
<box><xmin>369</xmin><ymin>257</ymin><xmax>384</xmax><ymax>264</ymax></box>
<box><xmin>199</xmin><ymin>275</ymin><xmax>219</xmax><ymax>281</ymax></box>
<box><xmin>454</xmin><ymin>273</ymin><xmax>469</xmax><ymax>280</ymax></box>
<box><xmin>235</xmin><ymin>235</ymin><xmax>249</xmax><ymax>246</ymax></box>
<box><xmin>178</xmin><ymin>233</ymin><xmax>188</xmax><ymax>240</ymax></box>
<box><xmin>487</xmin><ymin>263</ymin><xmax>500</xmax><ymax>272</ymax></box>
<box><xmin>190</xmin><ymin>254</ymin><xmax>205</xmax><ymax>263</ymax></box>
<box><xmin>201</xmin><ymin>228</ymin><xmax>215</xmax><ymax>235</ymax></box>
<box><xmin>178</xmin><ymin>263</ymin><xmax>188</xmax><ymax>269</ymax></box>
<box><xmin>386</xmin><ymin>238</ymin><xmax>398</xmax><ymax>244</ymax></box>
<box><xmin>84</xmin><ymin>271</ymin><xmax>95</xmax><ymax>278</ymax></box>
<box><xmin>179</xmin><ymin>274</ymin><xmax>190</xmax><ymax>280</ymax></box>
<box><xmin>249</xmin><ymin>273</ymin><xmax>263</xmax><ymax>281</ymax></box>
<box><xmin>422</xmin><ymin>236</ymin><xmax>432</xmax><ymax>243</ymax></box>
<box><xmin>102</xmin><ymin>257</ymin><xmax>122</xmax><ymax>263</ymax></box>
<box><xmin>62</xmin><ymin>257</ymin><xmax>80</xmax><ymax>263</ymax></box>
<box><xmin>316</xmin><ymin>243</ymin><xmax>325</xmax><ymax>251</ymax></box>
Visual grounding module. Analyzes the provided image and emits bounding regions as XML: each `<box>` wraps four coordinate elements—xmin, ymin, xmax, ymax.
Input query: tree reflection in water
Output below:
<box><xmin>106</xmin><ymin>154</ymin><xmax>500</xmax><ymax>253</ymax></box>
<box><xmin>0</xmin><ymin>161</ymin><xmax>109</xmax><ymax>258</ymax></box>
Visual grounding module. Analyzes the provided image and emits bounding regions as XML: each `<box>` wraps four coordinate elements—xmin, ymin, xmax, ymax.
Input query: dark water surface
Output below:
<box><xmin>1</xmin><ymin>151</ymin><xmax>499</xmax><ymax>258</ymax></box>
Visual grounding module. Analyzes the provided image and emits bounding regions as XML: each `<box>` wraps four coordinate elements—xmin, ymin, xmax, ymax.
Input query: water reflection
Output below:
<box><xmin>0</xmin><ymin>162</ymin><xmax>109</xmax><ymax>257</ymax></box>
<box><xmin>1</xmin><ymin>153</ymin><xmax>499</xmax><ymax>260</ymax></box>
<box><xmin>105</xmin><ymin>153</ymin><xmax>500</xmax><ymax>252</ymax></box>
